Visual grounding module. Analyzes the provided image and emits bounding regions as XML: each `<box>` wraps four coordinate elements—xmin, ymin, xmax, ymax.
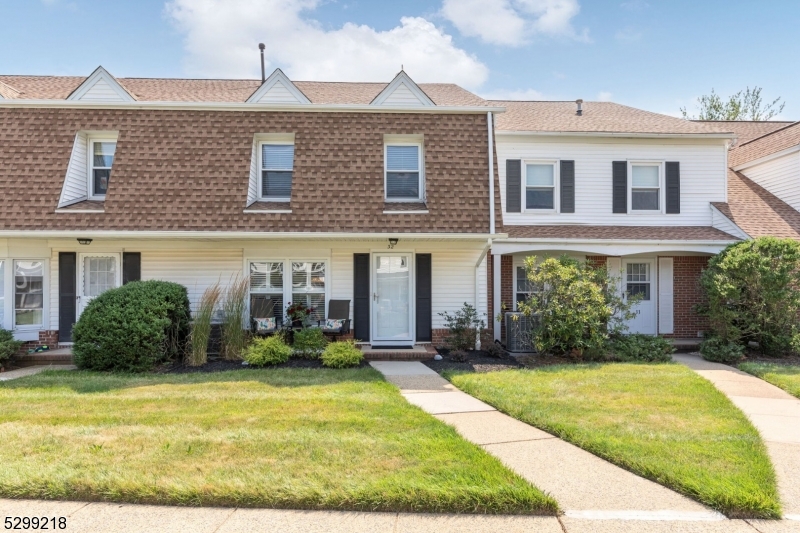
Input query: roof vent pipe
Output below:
<box><xmin>258</xmin><ymin>43</ymin><xmax>266</xmax><ymax>83</ymax></box>
<box><xmin>575</xmin><ymin>99</ymin><xmax>583</xmax><ymax>116</ymax></box>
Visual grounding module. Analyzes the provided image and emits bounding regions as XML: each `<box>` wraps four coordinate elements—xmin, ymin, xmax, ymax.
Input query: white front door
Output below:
<box><xmin>372</xmin><ymin>254</ymin><xmax>413</xmax><ymax>344</ymax></box>
<box><xmin>78</xmin><ymin>254</ymin><xmax>121</xmax><ymax>317</ymax></box>
<box><xmin>623</xmin><ymin>259</ymin><xmax>657</xmax><ymax>335</ymax></box>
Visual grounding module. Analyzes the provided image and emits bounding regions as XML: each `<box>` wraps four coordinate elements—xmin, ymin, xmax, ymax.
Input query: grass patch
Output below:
<box><xmin>0</xmin><ymin>368</ymin><xmax>556</xmax><ymax>514</ymax></box>
<box><xmin>444</xmin><ymin>363</ymin><xmax>780</xmax><ymax>519</ymax></box>
<box><xmin>739</xmin><ymin>362</ymin><xmax>800</xmax><ymax>399</ymax></box>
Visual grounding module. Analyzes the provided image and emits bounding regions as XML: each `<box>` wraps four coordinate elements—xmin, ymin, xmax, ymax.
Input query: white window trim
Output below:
<box><xmin>522</xmin><ymin>159</ymin><xmax>559</xmax><ymax>214</ymax></box>
<box><xmin>245</xmin><ymin>258</ymin><xmax>330</xmax><ymax>322</ymax></box>
<box><xmin>512</xmin><ymin>263</ymin><xmax>538</xmax><ymax>311</ymax></box>
<box><xmin>9</xmin><ymin>258</ymin><xmax>49</xmax><ymax>333</ymax></box>
<box><xmin>384</xmin><ymin>142</ymin><xmax>425</xmax><ymax>202</ymax></box>
<box><xmin>258</xmin><ymin>141</ymin><xmax>294</xmax><ymax>202</ymax></box>
<box><xmin>628</xmin><ymin>161</ymin><xmax>664</xmax><ymax>214</ymax></box>
<box><xmin>87</xmin><ymin>137</ymin><xmax>118</xmax><ymax>201</ymax></box>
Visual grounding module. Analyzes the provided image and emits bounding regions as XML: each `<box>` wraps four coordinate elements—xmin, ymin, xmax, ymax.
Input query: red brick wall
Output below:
<box><xmin>487</xmin><ymin>253</ymin><xmax>494</xmax><ymax>324</ymax></box>
<box><xmin>18</xmin><ymin>330</ymin><xmax>59</xmax><ymax>356</ymax></box>
<box><xmin>662</xmin><ymin>256</ymin><xmax>710</xmax><ymax>338</ymax></box>
<box><xmin>499</xmin><ymin>255</ymin><xmax>513</xmax><ymax>341</ymax></box>
<box><xmin>586</xmin><ymin>255</ymin><xmax>608</xmax><ymax>269</ymax></box>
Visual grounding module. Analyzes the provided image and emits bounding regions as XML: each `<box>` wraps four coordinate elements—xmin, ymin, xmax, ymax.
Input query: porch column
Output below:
<box><xmin>493</xmin><ymin>253</ymin><xmax>502</xmax><ymax>341</ymax></box>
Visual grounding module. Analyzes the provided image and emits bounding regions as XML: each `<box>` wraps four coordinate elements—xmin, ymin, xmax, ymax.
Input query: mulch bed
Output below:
<box><xmin>158</xmin><ymin>357</ymin><xmax>370</xmax><ymax>374</ymax></box>
<box><xmin>423</xmin><ymin>348</ymin><xmax>598</xmax><ymax>374</ymax></box>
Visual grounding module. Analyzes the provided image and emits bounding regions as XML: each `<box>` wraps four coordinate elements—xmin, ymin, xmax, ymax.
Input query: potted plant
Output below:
<box><xmin>285</xmin><ymin>302</ymin><xmax>316</xmax><ymax>328</ymax></box>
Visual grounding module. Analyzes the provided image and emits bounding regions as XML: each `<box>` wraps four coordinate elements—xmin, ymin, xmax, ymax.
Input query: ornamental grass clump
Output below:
<box><xmin>698</xmin><ymin>237</ymin><xmax>800</xmax><ymax>358</ymax></box>
<box><xmin>293</xmin><ymin>327</ymin><xmax>328</xmax><ymax>359</ymax></box>
<box><xmin>186</xmin><ymin>283</ymin><xmax>221</xmax><ymax>367</ymax></box>
<box><xmin>321</xmin><ymin>340</ymin><xmax>364</xmax><ymax>368</ymax></box>
<box><xmin>0</xmin><ymin>328</ymin><xmax>24</xmax><ymax>370</ymax></box>
<box><xmin>220</xmin><ymin>275</ymin><xmax>250</xmax><ymax>361</ymax></box>
<box><xmin>244</xmin><ymin>336</ymin><xmax>292</xmax><ymax>366</ymax></box>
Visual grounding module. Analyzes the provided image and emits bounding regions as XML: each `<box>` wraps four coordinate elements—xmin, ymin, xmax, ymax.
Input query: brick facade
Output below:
<box><xmin>17</xmin><ymin>330</ymin><xmax>59</xmax><ymax>357</ymax></box>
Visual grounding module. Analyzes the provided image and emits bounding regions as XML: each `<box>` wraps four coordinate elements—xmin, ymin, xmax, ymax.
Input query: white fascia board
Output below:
<box><xmin>732</xmin><ymin>144</ymin><xmax>800</xmax><ymax>171</ymax></box>
<box><xmin>0</xmin><ymin>230</ymin><xmax>504</xmax><ymax>241</ymax></box>
<box><xmin>0</xmin><ymin>100</ymin><xmax>504</xmax><ymax>114</ymax></box>
<box><xmin>246</xmin><ymin>68</ymin><xmax>311</xmax><ymax>104</ymax></box>
<box><xmin>491</xmin><ymin>239</ymin><xmax>733</xmax><ymax>257</ymax></box>
<box><xmin>494</xmin><ymin>130</ymin><xmax>735</xmax><ymax>140</ymax></box>
<box><xmin>66</xmin><ymin>66</ymin><xmax>136</xmax><ymax>102</ymax></box>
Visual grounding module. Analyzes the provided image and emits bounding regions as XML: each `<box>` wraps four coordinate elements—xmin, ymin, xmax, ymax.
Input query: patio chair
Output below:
<box><xmin>250</xmin><ymin>296</ymin><xmax>282</xmax><ymax>336</ymax></box>
<box><xmin>318</xmin><ymin>299</ymin><xmax>351</xmax><ymax>340</ymax></box>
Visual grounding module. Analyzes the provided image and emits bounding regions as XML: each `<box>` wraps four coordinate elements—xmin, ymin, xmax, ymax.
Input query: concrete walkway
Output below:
<box><xmin>0</xmin><ymin>364</ymin><xmax>76</xmax><ymax>381</ymax></box>
<box><xmin>675</xmin><ymin>353</ymin><xmax>800</xmax><ymax>520</ymax></box>
<box><xmin>369</xmin><ymin>361</ymin><xmax>726</xmax><ymax>523</ymax></box>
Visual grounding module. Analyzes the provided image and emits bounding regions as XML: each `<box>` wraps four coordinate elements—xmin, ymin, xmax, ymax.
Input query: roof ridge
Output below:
<box><xmin>736</xmin><ymin>120</ymin><xmax>800</xmax><ymax>148</ymax></box>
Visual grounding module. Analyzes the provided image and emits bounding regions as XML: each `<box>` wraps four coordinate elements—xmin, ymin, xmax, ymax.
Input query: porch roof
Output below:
<box><xmin>503</xmin><ymin>225</ymin><xmax>739</xmax><ymax>242</ymax></box>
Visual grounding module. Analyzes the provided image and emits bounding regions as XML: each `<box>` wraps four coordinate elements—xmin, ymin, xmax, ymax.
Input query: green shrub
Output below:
<box><xmin>293</xmin><ymin>327</ymin><xmax>328</xmax><ymax>358</ymax></box>
<box><xmin>609</xmin><ymin>334</ymin><xmax>675</xmax><ymax>363</ymax></box>
<box><xmin>700</xmin><ymin>336</ymin><xmax>746</xmax><ymax>364</ymax></box>
<box><xmin>514</xmin><ymin>256</ymin><xmax>637</xmax><ymax>357</ymax></box>
<box><xmin>439</xmin><ymin>303</ymin><xmax>486</xmax><ymax>351</ymax></box>
<box><xmin>73</xmin><ymin>281</ymin><xmax>190</xmax><ymax>372</ymax></box>
<box><xmin>699</xmin><ymin>237</ymin><xmax>800</xmax><ymax>356</ymax></box>
<box><xmin>0</xmin><ymin>328</ymin><xmax>24</xmax><ymax>368</ymax></box>
<box><xmin>321</xmin><ymin>340</ymin><xmax>364</xmax><ymax>368</ymax></box>
<box><xmin>244</xmin><ymin>336</ymin><xmax>292</xmax><ymax>366</ymax></box>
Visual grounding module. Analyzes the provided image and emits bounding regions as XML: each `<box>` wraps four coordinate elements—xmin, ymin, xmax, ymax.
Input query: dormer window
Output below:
<box><xmin>89</xmin><ymin>139</ymin><xmax>117</xmax><ymax>200</ymax></box>
<box><xmin>260</xmin><ymin>143</ymin><xmax>294</xmax><ymax>201</ymax></box>
<box><xmin>385</xmin><ymin>143</ymin><xmax>424</xmax><ymax>201</ymax></box>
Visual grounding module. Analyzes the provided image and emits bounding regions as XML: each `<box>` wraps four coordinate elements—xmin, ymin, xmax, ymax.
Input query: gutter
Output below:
<box><xmin>487</xmin><ymin>112</ymin><xmax>496</xmax><ymax>235</ymax></box>
<box><xmin>0</xmin><ymin>230</ymin><xmax>507</xmax><ymax>240</ymax></box>
<box><xmin>495</xmin><ymin>130</ymin><xmax>735</xmax><ymax>140</ymax></box>
<box><xmin>0</xmin><ymin>99</ymin><xmax>507</xmax><ymax>115</ymax></box>
<box><xmin>499</xmin><ymin>237</ymin><xmax>738</xmax><ymax>245</ymax></box>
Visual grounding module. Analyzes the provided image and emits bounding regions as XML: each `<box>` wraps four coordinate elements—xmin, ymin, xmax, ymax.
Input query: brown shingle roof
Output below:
<box><xmin>0</xmin><ymin>108</ymin><xmax>492</xmax><ymax>233</ymax></box>
<box><xmin>729</xmin><ymin>121</ymin><xmax>800</xmax><ymax>168</ymax></box>
<box><xmin>0</xmin><ymin>75</ymin><xmax>490</xmax><ymax>106</ymax></box>
<box><xmin>489</xmin><ymin>101</ymin><xmax>732</xmax><ymax>135</ymax></box>
<box><xmin>694</xmin><ymin>120</ymin><xmax>794</xmax><ymax>145</ymax></box>
<box><xmin>713</xmin><ymin>170</ymin><xmax>800</xmax><ymax>240</ymax></box>
<box><xmin>505</xmin><ymin>225</ymin><xmax>738</xmax><ymax>241</ymax></box>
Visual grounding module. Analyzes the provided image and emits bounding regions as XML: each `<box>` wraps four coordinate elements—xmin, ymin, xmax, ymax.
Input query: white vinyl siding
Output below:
<box><xmin>58</xmin><ymin>132</ymin><xmax>89</xmax><ymax>207</ymax></box>
<box><xmin>79</xmin><ymin>78</ymin><xmax>127</xmax><ymax>101</ymax></box>
<box><xmin>497</xmin><ymin>136</ymin><xmax>727</xmax><ymax>226</ymax></box>
<box><xmin>380</xmin><ymin>82</ymin><xmax>427</xmax><ymax>106</ymax></box>
<box><xmin>430</xmin><ymin>249</ymin><xmax>487</xmax><ymax>328</ymax></box>
<box><xmin>253</xmin><ymin>80</ymin><xmax>303</xmax><ymax>104</ymax></box>
<box><xmin>711</xmin><ymin>207</ymin><xmax>749</xmax><ymax>239</ymax></box>
<box><xmin>739</xmin><ymin>152</ymin><xmax>800</xmax><ymax>211</ymax></box>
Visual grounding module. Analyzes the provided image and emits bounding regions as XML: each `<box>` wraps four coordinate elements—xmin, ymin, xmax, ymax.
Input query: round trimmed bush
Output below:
<box><xmin>73</xmin><ymin>281</ymin><xmax>190</xmax><ymax>372</ymax></box>
<box><xmin>321</xmin><ymin>340</ymin><xmax>363</xmax><ymax>368</ymax></box>
<box><xmin>244</xmin><ymin>336</ymin><xmax>292</xmax><ymax>366</ymax></box>
<box><xmin>292</xmin><ymin>327</ymin><xmax>328</xmax><ymax>359</ymax></box>
<box><xmin>700</xmin><ymin>336</ymin><xmax>746</xmax><ymax>364</ymax></box>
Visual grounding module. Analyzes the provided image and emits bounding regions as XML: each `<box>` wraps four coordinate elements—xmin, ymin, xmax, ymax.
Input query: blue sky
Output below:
<box><xmin>1</xmin><ymin>0</ymin><xmax>797</xmax><ymax>118</ymax></box>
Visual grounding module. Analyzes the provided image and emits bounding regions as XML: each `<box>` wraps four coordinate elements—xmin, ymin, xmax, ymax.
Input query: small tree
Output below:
<box><xmin>439</xmin><ymin>303</ymin><xmax>486</xmax><ymax>351</ymax></box>
<box><xmin>698</xmin><ymin>237</ymin><xmax>800</xmax><ymax>356</ymax></box>
<box><xmin>681</xmin><ymin>87</ymin><xmax>785</xmax><ymax>121</ymax></box>
<box><xmin>515</xmin><ymin>256</ymin><xmax>637</xmax><ymax>357</ymax></box>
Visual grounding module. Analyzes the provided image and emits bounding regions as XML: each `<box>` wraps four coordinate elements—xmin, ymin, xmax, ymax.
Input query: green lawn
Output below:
<box><xmin>0</xmin><ymin>368</ymin><xmax>556</xmax><ymax>514</ymax></box>
<box><xmin>739</xmin><ymin>362</ymin><xmax>800</xmax><ymax>399</ymax></box>
<box><xmin>444</xmin><ymin>363</ymin><xmax>780</xmax><ymax>519</ymax></box>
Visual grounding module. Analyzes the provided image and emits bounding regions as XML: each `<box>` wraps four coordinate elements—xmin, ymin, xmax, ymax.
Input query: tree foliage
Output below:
<box><xmin>698</xmin><ymin>237</ymin><xmax>800</xmax><ymax>356</ymax></box>
<box><xmin>681</xmin><ymin>87</ymin><xmax>785</xmax><ymax>121</ymax></box>
<box><xmin>516</xmin><ymin>256</ymin><xmax>637</xmax><ymax>357</ymax></box>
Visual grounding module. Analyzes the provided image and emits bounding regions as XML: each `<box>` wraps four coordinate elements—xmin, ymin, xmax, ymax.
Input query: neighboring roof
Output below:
<box><xmin>0</xmin><ymin>74</ymin><xmax>489</xmax><ymax>106</ymax></box>
<box><xmin>729</xmin><ymin>121</ymin><xmax>800</xmax><ymax>168</ymax></box>
<box><xmin>713</xmin><ymin>170</ymin><xmax>800</xmax><ymax>240</ymax></box>
<box><xmin>489</xmin><ymin>101</ymin><xmax>733</xmax><ymax>135</ymax></box>
<box><xmin>0</xmin><ymin>80</ymin><xmax>20</xmax><ymax>99</ymax></box>
<box><xmin>694</xmin><ymin>120</ymin><xmax>794</xmax><ymax>145</ymax></box>
<box><xmin>0</xmin><ymin>108</ymin><xmax>492</xmax><ymax>233</ymax></box>
<box><xmin>504</xmin><ymin>225</ymin><xmax>738</xmax><ymax>241</ymax></box>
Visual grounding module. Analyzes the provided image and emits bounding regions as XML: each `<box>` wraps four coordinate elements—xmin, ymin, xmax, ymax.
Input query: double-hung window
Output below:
<box><xmin>89</xmin><ymin>140</ymin><xmax>116</xmax><ymax>199</ymax></box>
<box><xmin>249</xmin><ymin>260</ymin><xmax>327</xmax><ymax>324</ymax></box>
<box><xmin>525</xmin><ymin>162</ymin><xmax>557</xmax><ymax>211</ymax></box>
<box><xmin>14</xmin><ymin>260</ymin><xmax>44</xmax><ymax>328</ymax></box>
<box><xmin>515</xmin><ymin>265</ymin><xmax>538</xmax><ymax>308</ymax></box>
<box><xmin>630</xmin><ymin>163</ymin><xmax>661</xmax><ymax>211</ymax></box>
<box><xmin>385</xmin><ymin>144</ymin><xmax>423</xmax><ymax>201</ymax></box>
<box><xmin>260</xmin><ymin>143</ymin><xmax>294</xmax><ymax>201</ymax></box>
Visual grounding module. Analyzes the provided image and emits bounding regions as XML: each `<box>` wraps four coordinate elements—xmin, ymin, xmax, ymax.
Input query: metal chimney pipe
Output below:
<box><xmin>576</xmin><ymin>99</ymin><xmax>583</xmax><ymax>116</ymax></box>
<box><xmin>258</xmin><ymin>43</ymin><xmax>266</xmax><ymax>82</ymax></box>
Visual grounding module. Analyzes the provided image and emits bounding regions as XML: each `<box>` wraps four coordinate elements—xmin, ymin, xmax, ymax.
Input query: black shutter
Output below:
<box><xmin>415</xmin><ymin>254</ymin><xmax>432</xmax><ymax>342</ymax></box>
<box><xmin>506</xmin><ymin>159</ymin><xmax>522</xmax><ymax>213</ymax></box>
<box><xmin>353</xmin><ymin>254</ymin><xmax>370</xmax><ymax>342</ymax></box>
<box><xmin>665</xmin><ymin>162</ymin><xmax>681</xmax><ymax>214</ymax></box>
<box><xmin>560</xmin><ymin>160</ymin><xmax>575</xmax><ymax>213</ymax></box>
<box><xmin>612</xmin><ymin>161</ymin><xmax>628</xmax><ymax>214</ymax></box>
<box><xmin>122</xmin><ymin>252</ymin><xmax>141</xmax><ymax>285</ymax></box>
<box><xmin>58</xmin><ymin>252</ymin><xmax>77</xmax><ymax>342</ymax></box>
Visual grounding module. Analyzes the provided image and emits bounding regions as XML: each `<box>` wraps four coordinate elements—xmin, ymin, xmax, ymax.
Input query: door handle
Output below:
<box><xmin>373</xmin><ymin>292</ymin><xmax>377</xmax><ymax>302</ymax></box>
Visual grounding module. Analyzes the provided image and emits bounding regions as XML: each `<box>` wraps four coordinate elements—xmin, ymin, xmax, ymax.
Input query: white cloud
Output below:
<box><xmin>166</xmin><ymin>0</ymin><xmax>489</xmax><ymax>88</ymax></box>
<box><xmin>479</xmin><ymin>88</ymin><xmax>547</xmax><ymax>101</ymax></box>
<box><xmin>615</xmin><ymin>26</ymin><xmax>642</xmax><ymax>42</ymax></box>
<box><xmin>441</xmin><ymin>0</ymin><xmax>589</xmax><ymax>46</ymax></box>
<box><xmin>597</xmin><ymin>91</ymin><xmax>613</xmax><ymax>102</ymax></box>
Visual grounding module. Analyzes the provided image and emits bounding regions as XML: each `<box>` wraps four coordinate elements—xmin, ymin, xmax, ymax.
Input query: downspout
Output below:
<box><xmin>477</xmin><ymin>114</ymin><xmax>496</xmax><ymax>349</ymax></box>
<box><xmin>487</xmin><ymin>111</ymin><xmax>502</xmax><ymax>342</ymax></box>
<box><xmin>475</xmin><ymin>239</ymin><xmax>491</xmax><ymax>350</ymax></box>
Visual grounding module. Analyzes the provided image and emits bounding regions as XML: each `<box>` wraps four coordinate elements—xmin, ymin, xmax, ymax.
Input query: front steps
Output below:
<box><xmin>13</xmin><ymin>348</ymin><xmax>74</xmax><ymax>368</ymax></box>
<box><xmin>360</xmin><ymin>344</ymin><xmax>437</xmax><ymax>361</ymax></box>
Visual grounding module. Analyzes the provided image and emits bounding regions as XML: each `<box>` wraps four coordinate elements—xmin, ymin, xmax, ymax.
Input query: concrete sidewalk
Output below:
<box><xmin>675</xmin><ymin>353</ymin><xmax>800</xmax><ymax>519</ymax></box>
<box><xmin>0</xmin><ymin>365</ymin><xmax>76</xmax><ymax>381</ymax></box>
<box><xmin>369</xmin><ymin>361</ymin><xmax>726</xmax><ymax>523</ymax></box>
